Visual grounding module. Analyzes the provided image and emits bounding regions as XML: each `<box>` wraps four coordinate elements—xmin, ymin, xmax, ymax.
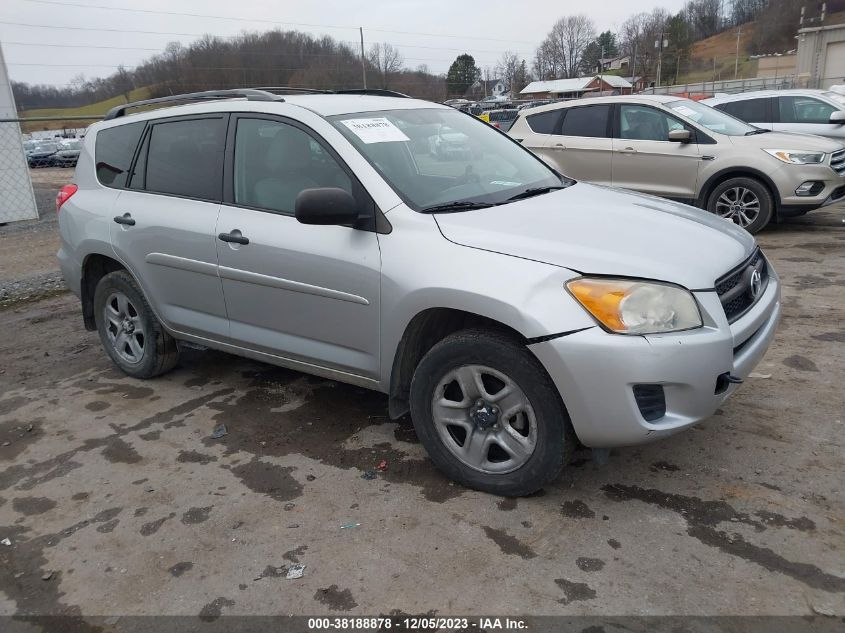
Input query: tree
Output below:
<box><xmin>495</xmin><ymin>51</ymin><xmax>521</xmax><ymax>96</ymax></box>
<box><xmin>684</xmin><ymin>0</ymin><xmax>723</xmax><ymax>39</ymax></box>
<box><xmin>446</xmin><ymin>54</ymin><xmax>480</xmax><ymax>97</ymax></box>
<box><xmin>540</xmin><ymin>15</ymin><xmax>596</xmax><ymax>79</ymax></box>
<box><xmin>367</xmin><ymin>43</ymin><xmax>404</xmax><ymax>89</ymax></box>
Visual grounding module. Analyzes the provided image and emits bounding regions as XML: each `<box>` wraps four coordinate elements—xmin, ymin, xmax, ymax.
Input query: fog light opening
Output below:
<box><xmin>795</xmin><ymin>181</ymin><xmax>824</xmax><ymax>197</ymax></box>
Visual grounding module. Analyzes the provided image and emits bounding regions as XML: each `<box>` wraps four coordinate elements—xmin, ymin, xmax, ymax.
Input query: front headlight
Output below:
<box><xmin>566</xmin><ymin>278</ymin><xmax>703</xmax><ymax>335</ymax></box>
<box><xmin>764</xmin><ymin>149</ymin><xmax>826</xmax><ymax>164</ymax></box>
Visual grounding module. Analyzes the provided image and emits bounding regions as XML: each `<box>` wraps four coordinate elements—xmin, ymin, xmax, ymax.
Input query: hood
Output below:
<box><xmin>730</xmin><ymin>131</ymin><xmax>845</xmax><ymax>152</ymax></box>
<box><xmin>434</xmin><ymin>183</ymin><xmax>755</xmax><ymax>289</ymax></box>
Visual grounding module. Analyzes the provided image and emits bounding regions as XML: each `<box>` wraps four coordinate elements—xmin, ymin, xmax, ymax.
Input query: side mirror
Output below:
<box><xmin>830</xmin><ymin>110</ymin><xmax>845</xmax><ymax>125</ymax></box>
<box><xmin>295</xmin><ymin>188</ymin><xmax>359</xmax><ymax>226</ymax></box>
<box><xmin>668</xmin><ymin>129</ymin><xmax>692</xmax><ymax>143</ymax></box>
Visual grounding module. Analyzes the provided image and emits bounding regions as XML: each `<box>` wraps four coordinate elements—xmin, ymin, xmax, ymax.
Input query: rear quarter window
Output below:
<box><xmin>95</xmin><ymin>122</ymin><xmax>145</xmax><ymax>189</ymax></box>
<box><xmin>526</xmin><ymin>109</ymin><xmax>561</xmax><ymax>134</ymax></box>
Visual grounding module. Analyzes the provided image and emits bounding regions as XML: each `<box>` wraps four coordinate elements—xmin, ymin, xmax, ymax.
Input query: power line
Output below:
<box><xmin>21</xmin><ymin>0</ymin><xmax>538</xmax><ymax>44</ymax></box>
<box><xmin>0</xmin><ymin>21</ymin><xmax>532</xmax><ymax>55</ymax></box>
<box><xmin>0</xmin><ymin>41</ymin><xmax>503</xmax><ymax>64</ymax></box>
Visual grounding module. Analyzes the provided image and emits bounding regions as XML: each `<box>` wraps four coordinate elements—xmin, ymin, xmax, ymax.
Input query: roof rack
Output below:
<box><xmin>255</xmin><ymin>86</ymin><xmax>410</xmax><ymax>98</ymax></box>
<box><xmin>103</xmin><ymin>89</ymin><xmax>283</xmax><ymax>121</ymax></box>
<box><xmin>253</xmin><ymin>86</ymin><xmax>330</xmax><ymax>94</ymax></box>
<box><xmin>333</xmin><ymin>89</ymin><xmax>410</xmax><ymax>98</ymax></box>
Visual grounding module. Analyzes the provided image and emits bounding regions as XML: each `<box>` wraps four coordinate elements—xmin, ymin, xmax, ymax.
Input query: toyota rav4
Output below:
<box><xmin>56</xmin><ymin>89</ymin><xmax>781</xmax><ymax>496</ymax></box>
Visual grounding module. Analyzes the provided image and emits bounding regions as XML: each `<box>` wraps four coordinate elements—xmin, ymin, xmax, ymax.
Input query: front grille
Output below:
<box><xmin>832</xmin><ymin>149</ymin><xmax>845</xmax><ymax>176</ymax></box>
<box><xmin>633</xmin><ymin>385</ymin><xmax>666</xmax><ymax>422</ymax></box>
<box><xmin>715</xmin><ymin>248</ymin><xmax>769</xmax><ymax>323</ymax></box>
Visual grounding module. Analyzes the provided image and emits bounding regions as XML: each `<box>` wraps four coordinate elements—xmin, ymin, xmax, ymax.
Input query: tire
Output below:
<box><xmin>705</xmin><ymin>176</ymin><xmax>773</xmax><ymax>235</ymax></box>
<box><xmin>93</xmin><ymin>270</ymin><xmax>179</xmax><ymax>378</ymax></box>
<box><xmin>409</xmin><ymin>329</ymin><xmax>575</xmax><ymax>496</ymax></box>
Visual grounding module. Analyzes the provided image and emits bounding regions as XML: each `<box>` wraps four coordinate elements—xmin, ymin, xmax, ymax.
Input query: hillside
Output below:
<box><xmin>19</xmin><ymin>87</ymin><xmax>152</xmax><ymax>133</ymax></box>
<box><xmin>679</xmin><ymin>10</ymin><xmax>845</xmax><ymax>84</ymax></box>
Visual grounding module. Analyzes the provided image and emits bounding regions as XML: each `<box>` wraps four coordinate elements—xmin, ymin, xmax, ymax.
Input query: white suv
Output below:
<box><xmin>57</xmin><ymin>89</ymin><xmax>780</xmax><ymax>496</ymax></box>
<box><xmin>509</xmin><ymin>95</ymin><xmax>845</xmax><ymax>233</ymax></box>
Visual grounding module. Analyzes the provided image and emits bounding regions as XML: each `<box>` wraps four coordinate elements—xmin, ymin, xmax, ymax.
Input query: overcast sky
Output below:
<box><xmin>1</xmin><ymin>0</ymin><xmax>688</xmax><ymax>87</ymax></box>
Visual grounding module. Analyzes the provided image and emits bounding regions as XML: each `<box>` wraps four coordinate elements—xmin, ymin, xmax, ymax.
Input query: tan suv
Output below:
<box><xmin>508</xmin><ymin>95</ymin><xmax>845</xmax><ymax>233</ymax></box>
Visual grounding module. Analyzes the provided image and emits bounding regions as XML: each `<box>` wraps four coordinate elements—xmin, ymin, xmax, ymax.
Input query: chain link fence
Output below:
<box><xmin>0</xmin><ymin>121</ymin><xmax>39</xmax><ymax>223</ymax></box>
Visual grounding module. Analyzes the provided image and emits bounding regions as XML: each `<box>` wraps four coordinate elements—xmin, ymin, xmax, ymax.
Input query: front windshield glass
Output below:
<box><xmin>330</xmin><ymin>108</ymin><xmax>566</xmax><ymax>211</ymax></box>
<box><xmin>666</xmin><ymin>99</ymin><xmax>757</xmax><ymax>136</ymax></box>
<box><xmin>823</xmin><ymin>91</ymin><xmax>845</xmax><ymax>106</ymax></box>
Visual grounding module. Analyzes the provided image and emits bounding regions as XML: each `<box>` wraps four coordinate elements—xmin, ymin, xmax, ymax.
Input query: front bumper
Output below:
<box><xmin>530</xmin><ymin>270</ymin><xmax>781</xmax><ymax>448</ymax></box>
<box><xmin>771</xmin><ymin>161</ymin><xmax>845</xmax><ymax>211</ymax></box>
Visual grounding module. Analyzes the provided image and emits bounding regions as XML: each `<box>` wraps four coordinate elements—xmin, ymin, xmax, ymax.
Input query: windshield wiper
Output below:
<box><xmin>745</xmin><ymin>128</ymin><xmax>770</xmax><ymax>135</ymax></box>
<box><xmin>419</xmin><ymin>201</ymin><xmax>496</xmax><ymax>213</ymax></box>
<box><xmin>506</xmin><ymin>185</ymin><xmax>568</xmax><ymax>201</ymax></box>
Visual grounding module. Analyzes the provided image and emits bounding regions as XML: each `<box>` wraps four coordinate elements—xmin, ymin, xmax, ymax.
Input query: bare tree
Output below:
<box><xmin>367</xmin><ymin>42</ymin><xmax>404</xmax><ymax>89</ymax></box>
<box><xmin>496</xmin><ymin>51</ymin><xmax>521</xmax><ymax>95</ymax></box>
<box><xmin>538</xmin><ymin>15</ymin><xmax>596</xmax><ymax>79</ymax></box>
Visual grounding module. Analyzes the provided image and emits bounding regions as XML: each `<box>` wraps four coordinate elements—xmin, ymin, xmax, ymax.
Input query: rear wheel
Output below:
<box><xmin>409</xmin><ymin>329</ymin><xmax>575</xmax><ymax>496</ymax></box>
<box><xmin>705</xmin><ymin>176</ymin><xmax>773</xmax><ymax>234</ymax></box>
<box><xmin>93</xmin><ymin>270</ymin><xmax>179</xmax><ymax>378</ymax></box>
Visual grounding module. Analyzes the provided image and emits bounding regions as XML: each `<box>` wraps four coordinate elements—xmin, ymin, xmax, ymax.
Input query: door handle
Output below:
<box><xmin>218</xmin><ymin>231</ymin><xmax>249</xmax><ymax>245</ymax></box>
<box><xmin>113</xmin><ymin>213</ymin><xmax>135</xmax><ymax>226</ymax></box>
<box><xmin>618</xmin><ymin>147</ymin><xmax>637</xmax><ymax>155</ymax></box>
<box><xmin>553</xmin><ymin>143</ymin><xmax>566</xmax><ymax>149</ymax></box>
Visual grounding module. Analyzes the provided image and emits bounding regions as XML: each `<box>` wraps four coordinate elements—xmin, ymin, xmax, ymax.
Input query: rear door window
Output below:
<box><xmin>526</xmin><ymin>110</ymin><xmax>562</xmax><ymax>134</ymax></box>
<box><xmin>718</xmin><ymin>98</ymin><xmax>769</xmax><ymax>123</ymax></box>
<box><xmin>560</xmin><ymin>105</ymin><xmax>611</xmax><ymax>138</ymax></box>
<box><xmin>95</xmin><ymin>122</ymin><xmax>145</xmax><ymax>188</ymax></box>
<box><xmin>142</xmin><ymin>117</ymin><xmax>226</xmax><ymax>201</ymax></box>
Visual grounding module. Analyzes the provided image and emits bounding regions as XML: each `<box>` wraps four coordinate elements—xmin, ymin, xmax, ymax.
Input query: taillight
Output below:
<box><xmin>56</xmin><ymin>184</ymin><xmax>78</xmax><ymax>213</ymax></box>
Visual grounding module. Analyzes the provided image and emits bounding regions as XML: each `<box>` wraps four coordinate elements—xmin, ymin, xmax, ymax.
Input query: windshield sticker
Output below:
<box><xmin>340</xmin><ymin>117</ymin><xmax>410</xmax><ymax>144</ymax></box>
<box><xmin>490</xmin><ymin>180</ymin><xmax>521</xmax><ymax>186</ymax></box>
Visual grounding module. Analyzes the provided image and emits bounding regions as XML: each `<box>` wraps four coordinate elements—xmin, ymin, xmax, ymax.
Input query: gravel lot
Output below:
<box><xmin>0</xmin><ymin>169</ymin><xmax>843</xmax><ymax>624</ymax></box>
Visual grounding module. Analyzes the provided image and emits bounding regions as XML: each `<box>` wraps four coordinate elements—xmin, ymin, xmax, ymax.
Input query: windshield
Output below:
<box><xmin>330</xmin><ymin>108</ymin><xmax>566</xmax><ymax>211</ymax></box>
<box><xmin>666</xmin><ymin>99</ymin><xmax>757</xmax><ymax>136</ymax></box>
<box><xmin>823</xmin><ymin>91</ymin><xmax>845</xmax><ymax>107</ymax></box>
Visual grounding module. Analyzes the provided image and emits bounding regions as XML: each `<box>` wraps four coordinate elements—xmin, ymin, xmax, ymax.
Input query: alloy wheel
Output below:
<box><xmin>103</xmin><ymin>291</ymin><xmax>146</xmax><ymax>365</ymax></box>
<box><xmin>715</xmin><ymin>186</ymin><xmax>761</xmax><ymax>228</ymax></box>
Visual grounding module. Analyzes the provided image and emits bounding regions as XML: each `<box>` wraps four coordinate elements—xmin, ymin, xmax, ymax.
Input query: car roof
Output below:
<box><xmin>95</xmin><ymin>94</ymin><xmax>447</xmax><ymax>130</ymax></box>
<box><xmin>518</xmin><ymin>94</ymin><xmax>683</xmax><ymax>116</ymax></box>
<box><xmin>704</xmin><ymin>89</ymin><xmax>831</xmax><ymax>103</ymax></box>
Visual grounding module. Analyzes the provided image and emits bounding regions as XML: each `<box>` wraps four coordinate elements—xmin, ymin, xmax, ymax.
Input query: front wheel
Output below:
<box><xmin>705</xmin><ymin>177</ymin><xmax>773</xmax><ymax>234</ymax></box>
<box><xmin>409</xmin><ymin>329</ymin><xmax>575</xmax><ymax>496</ymax></box>
<box><xmin>93</xmin><ymin>270</ymin><xmax>179</xmax><ymax>378</ymax></box>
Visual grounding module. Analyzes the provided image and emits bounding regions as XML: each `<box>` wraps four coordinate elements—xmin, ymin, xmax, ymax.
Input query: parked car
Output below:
<box><xmin>703</xmin><ymin>90</ymin><xmax>845</xmax><ymax>141</ymax></box>
<box><xmin>428</xmin><ymin>125</ymin><xmax>474</xmax><ymax>160</ymax></box>
<box><xmin>51</xmin><ymin>138</ymin><xmax>83</xmax><ymax>167</ymax></box>
<box><xmin>508</xmin><ymin>95</ymin><xmax>845</xmax><ymax>233</ymax></box>
<box><xmin>57</xmin><ymin>89</ymin><xmax>780</xmax><ymax>496</ymax></box>
<box><xmin>26</xmin><ymin>140</ymin><xmax>58</xmax><ymax>167</ymax></box>
<box><xmin>486</xmin><ymin>108</ymin><xmax>519</xmax><ymax>132</ymax></box>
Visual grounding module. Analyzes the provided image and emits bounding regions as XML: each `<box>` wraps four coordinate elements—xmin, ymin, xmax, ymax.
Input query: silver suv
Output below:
<box><xmin>57</xmin><ymin>89</ymin><xmax>780</xmax><ymax>496</ymax></box>
<box><xmin>509</xmin><ymin>95</ymin><xmax>845</xmax><ymax>233</ymax></box>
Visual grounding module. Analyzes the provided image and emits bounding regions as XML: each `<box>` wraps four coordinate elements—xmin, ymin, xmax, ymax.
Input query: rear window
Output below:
<box><xmin>141</xmin><ymin>117</ymin><xmax>226</xmax><ymax>200</ymax></box>
<box><xmin>718</xmin><ymin>98</ymin><xmax>768</xmax><ymax>123</ymax></box>
<box><xmin>95</xmin><ymin>122</ymin><xmax>145</xmax><ymax>188</ymax></box>
<box><xmin>526</xmin><ymin>109</ymin><xmax>561</xmax><ymax>134</ymax></box>
<box><xmin>561</xmin><ymin>105</ymin><xmax>610</xmax><ymax>138</ymax></box>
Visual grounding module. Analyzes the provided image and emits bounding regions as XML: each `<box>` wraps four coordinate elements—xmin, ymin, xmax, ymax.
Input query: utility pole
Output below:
<box><xmin>734</xmin><ymin>26</ymin><xmax>742</xmax><ymax>79</ymax></box>
<box><xmin>655</xmin><ymin>29</ymin><xmax>667</xmax><ymax>88</ymax></box>
<box><xmin>598</xmin><ymin>45</ymin><xmax>604</xmax><ymax>95</ymax></box>
<box><xmin>359</xmin><ymin>27</ymin><xmax>367</xmax><ymax>89</ymax></box>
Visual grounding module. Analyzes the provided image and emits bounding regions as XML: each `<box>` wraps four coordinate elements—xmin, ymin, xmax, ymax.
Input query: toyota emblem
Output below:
<box><xmin>749</xmin><ymin>269</ymin><xmax>762</xmax><ymax>299</ymax></box>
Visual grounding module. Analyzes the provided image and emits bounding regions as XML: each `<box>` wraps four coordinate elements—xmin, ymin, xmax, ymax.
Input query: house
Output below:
<box><xmin>520</xmin><ymin>75</ymin><xmax>633</xmax><ymax>99</ymax></box>
<box><xmin>466</xmin><ymin>79</ymin><xmax>508</xmax><ymax>99</ymax></box>
<box><xmin>599</xmin><ymin>55</ymin><xmax>630</xmax><ymax>72</ymax></box>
